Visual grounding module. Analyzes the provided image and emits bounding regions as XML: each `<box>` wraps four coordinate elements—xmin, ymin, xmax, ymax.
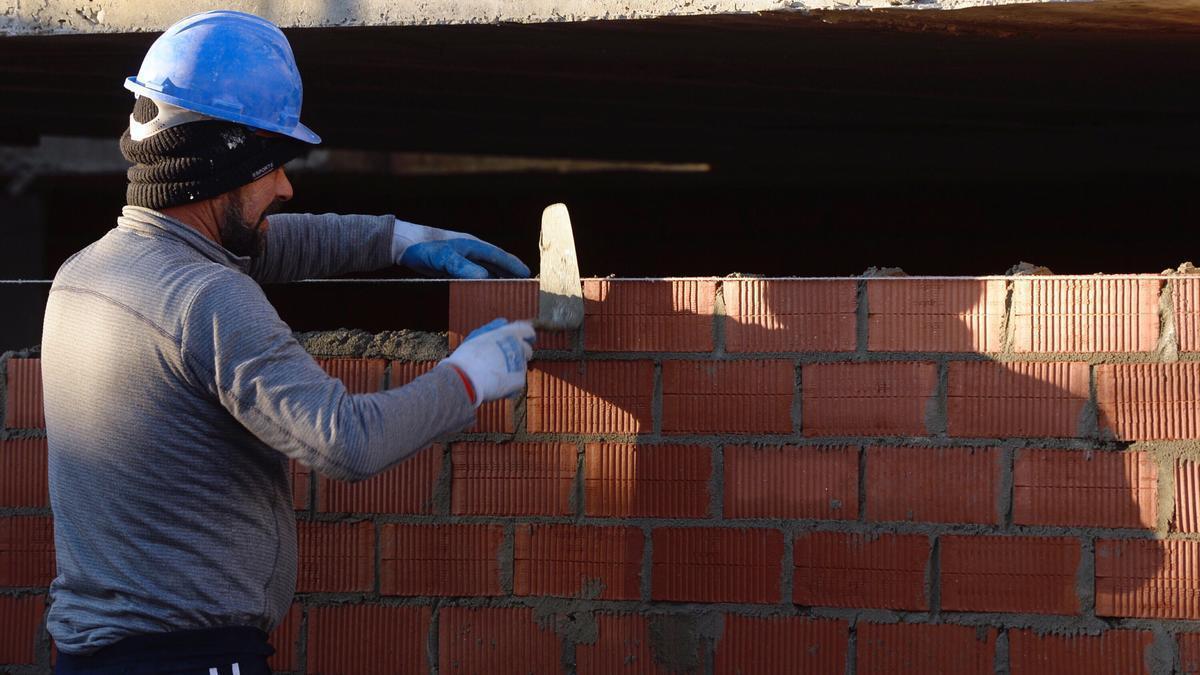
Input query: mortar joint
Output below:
<box><xmin>855</xmin><ymin>279</ymin><xmax>869</xmax><ymax>355</ymax></box>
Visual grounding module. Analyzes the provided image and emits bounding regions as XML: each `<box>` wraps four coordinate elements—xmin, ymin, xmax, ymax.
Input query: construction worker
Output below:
<box><xmin>41</xmin><ymin>10</ymin><xmax>534</xmax><ymax>674</ymax></box>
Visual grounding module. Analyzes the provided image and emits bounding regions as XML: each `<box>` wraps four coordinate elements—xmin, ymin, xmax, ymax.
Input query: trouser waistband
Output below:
<box><xmin>56</xmin><ymin>626</ymin><xmax>271</xmax><ymax>669</ymax></box>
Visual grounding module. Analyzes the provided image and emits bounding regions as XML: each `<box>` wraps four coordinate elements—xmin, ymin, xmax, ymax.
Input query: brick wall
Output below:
<box><xmin>3</xmin><ymin>275</ymin><xmax>1200</xmax><ymax>673</ymax></box>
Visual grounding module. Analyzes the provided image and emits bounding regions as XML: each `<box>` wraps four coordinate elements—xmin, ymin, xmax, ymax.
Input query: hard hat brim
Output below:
<box><xmin>124</xmin><ymin>77</ymin><xmax>322</xmax><ymax>145</ymax></box>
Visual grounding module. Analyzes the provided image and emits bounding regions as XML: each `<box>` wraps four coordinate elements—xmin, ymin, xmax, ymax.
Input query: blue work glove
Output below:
<box><xmin>442</xmin><ymin>318</ymin><xmax>536</xmax><ymax>407</ymax></box>
<box><xmin>392</xmin><ymin>219</ymin><xmax>531</xmax><ymax>279</ymax></box>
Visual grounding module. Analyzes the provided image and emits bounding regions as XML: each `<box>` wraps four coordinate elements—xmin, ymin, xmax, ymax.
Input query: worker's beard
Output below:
<box><xmin>219</xmin><ymin>194</ymin><xmax>282</xmax><ymax>259</ymax></box>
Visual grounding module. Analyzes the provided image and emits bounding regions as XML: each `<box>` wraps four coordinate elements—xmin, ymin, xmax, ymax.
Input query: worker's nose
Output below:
<box><xmin>276</xmin><ymin>167</ymin><xmax>294</xmax><ymax>202</ymax></box>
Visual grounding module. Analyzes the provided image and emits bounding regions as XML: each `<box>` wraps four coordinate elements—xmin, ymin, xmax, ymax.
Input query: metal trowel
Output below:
<box><xmin>535</xmin><ymin>203</ymin><xmax>584</xmax><ymax>331</ymax></box>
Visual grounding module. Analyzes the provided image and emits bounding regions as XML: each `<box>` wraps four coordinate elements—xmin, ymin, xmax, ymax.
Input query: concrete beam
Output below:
<box><xmin>1</xmin><ymin>0</ymin><xmax>1070</xmax><ymax>36</ymax></box>
<box><xmin>0</xmin><ymin>135</ymin><xmax>710</xmax><ymax>195</ymax></box>
<box><xmin>0</xmin><ymin>136</ymin><xmax>126</xmax><ymax>194</ymax></box>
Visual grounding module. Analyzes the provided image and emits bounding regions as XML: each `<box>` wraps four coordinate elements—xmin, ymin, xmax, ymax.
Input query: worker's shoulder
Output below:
<box><xmin>53</xmin><ymin>225</ymin><xmax>204</xmax><ymax>285</ymax></box>
<box><xmin>182</xmin><ymin>261</ymin><xmax>266</xmax><ymax>314</ymax></box>
<box><xmin>50</xmin><ymin>229</ymin><xmax>266</xmax><ymax>340</ymax></box>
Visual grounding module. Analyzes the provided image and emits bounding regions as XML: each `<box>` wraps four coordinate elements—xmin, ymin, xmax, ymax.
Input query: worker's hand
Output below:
<box><xmin>442</xmin><ymin>318</ymin><xmax>535</xmax><ymax>407</ymax></box>
<box><xmin>392</xmin><ymin>219</ymin><xmax>531</xmax><ymax>279</ymax></box>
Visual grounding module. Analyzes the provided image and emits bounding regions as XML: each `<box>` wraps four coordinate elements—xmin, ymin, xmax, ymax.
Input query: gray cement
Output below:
<box><xmin>497</xmin><ymin>524</ymin><xmax>515</xmax><ymax>596</ymax></box>
<box><xmin>860</xmin><ymin>266</ymin><xmax>908</xmax><ymax>278</ymax></box>
<box><xmin>1</xmin><ymin>0</ymin><xmax>1072</xmax><ymax>36</ymax></box>
<box><xmin>648</xmin><ymin>613</ymin><xmax>718</xmax><ymax>673</ymax></box>
<box><xmin>532</xmin><ymin>579</ymin><xmax>603</xmax><ymax>645</ymax></box>
<box><xmin>1005</xmin><ymin>261</ymin><xmax>1055</xmax><ymax>276</ymax></box>
<box><xmin>1075</xmin><ymin>538</ymin><xmax>1095</xmax><ymax>616</ymax></box>
<box><xmin>1158</xmin><ymin>281</ymin><xmax>1180</xmax><ymax>363</ymax></box>
<box><xmin>993</xmin><ymin>629</ymin><xmax>1010</xmax><ymax>675</ymax></box>
<box><xmin>430</xmin><ymin>445</ymin><xmax>453</xmax><ymax>516</ymax></box>
<box><xmin>293</xmin><ymin>328</ymin><xmax>447</xmax><ymax>361</ymax></box>
<box><xmin>1147</xmin><ymin>625</ymin><xmax>1178</xmax><ymax>673</ymax></box>
<box><xmin>1163</xmin><ymin>262</ymin><xmax>1200</xmax><ymax>275</ymax></box>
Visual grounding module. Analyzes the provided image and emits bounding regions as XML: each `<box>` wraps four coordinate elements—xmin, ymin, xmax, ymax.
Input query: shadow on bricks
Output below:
<box><xmin>535</xmin><ymin>277</ymin><xmax>1171</xmax><ymax>664</ymax></box>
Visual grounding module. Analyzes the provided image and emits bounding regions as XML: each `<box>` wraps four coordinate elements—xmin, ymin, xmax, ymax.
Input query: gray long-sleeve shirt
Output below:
<box><xmin>42</xmin><ymin>206</ymin><xmax>475</xmax><ymax>655</ymax></box>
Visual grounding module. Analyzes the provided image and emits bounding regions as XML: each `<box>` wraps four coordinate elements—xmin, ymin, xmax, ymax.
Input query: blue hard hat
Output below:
<box><xmin>124</xmin><ymin>10</ymin><xmax>320</xmax><ymax>144</ymax></box>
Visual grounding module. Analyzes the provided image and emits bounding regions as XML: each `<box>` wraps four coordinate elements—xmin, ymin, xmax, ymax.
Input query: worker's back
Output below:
<box><xmin>42</xmin><ymin>206</ymin><xmax>295</xmax><ymax>656</ymax></box>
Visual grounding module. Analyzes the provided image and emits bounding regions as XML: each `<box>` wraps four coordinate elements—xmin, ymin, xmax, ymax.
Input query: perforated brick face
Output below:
<box><xmin>7</xmin><ymin>274</ymin><xmax>1195</xmax><ymax>671</ymax></box>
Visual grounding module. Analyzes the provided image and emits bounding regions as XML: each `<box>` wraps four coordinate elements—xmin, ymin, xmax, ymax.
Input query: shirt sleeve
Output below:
<box><xmin>179</xmin><ymin>268</ymin><xmax>475</xmax><ymax>481</ymax></box>
<box><xmin>248</xmin><ymin>212</ymin><xmax>396</xmax><ymax>284</ymax></box>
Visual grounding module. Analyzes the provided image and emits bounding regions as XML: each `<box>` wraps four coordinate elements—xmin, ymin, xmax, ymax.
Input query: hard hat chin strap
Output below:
<box><xmin>128</xmin><ymin>97</ymin><xmax>214</xmax><ymax>141</ymax></box>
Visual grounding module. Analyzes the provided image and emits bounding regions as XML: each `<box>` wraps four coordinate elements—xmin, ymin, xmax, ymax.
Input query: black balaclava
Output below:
<box><xmin>119</xmin><ymin>96</ymin><xmax>305</xmax><ymax>210</ymax></box>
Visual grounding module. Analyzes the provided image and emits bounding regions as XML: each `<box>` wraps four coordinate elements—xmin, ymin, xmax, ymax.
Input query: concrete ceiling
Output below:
<box><xmin>0</xmin><ymin>1</ymin><xmax>1197</xmax><ymax>183</ymax></box>
<box><xmin>0</xmin><ymin>0</ymin><xmax>1135</xmax><ymax>35</ymax></box>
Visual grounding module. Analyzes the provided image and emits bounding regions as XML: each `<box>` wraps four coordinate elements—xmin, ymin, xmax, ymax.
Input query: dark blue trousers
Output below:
<box><xmin>55</xmin><ymin>627</ymin><xmax>273</xmax><ymax>675</ymax></box>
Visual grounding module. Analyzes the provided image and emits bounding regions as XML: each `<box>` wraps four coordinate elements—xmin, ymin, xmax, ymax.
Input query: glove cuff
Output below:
<box><xmin>391</xmin><ymin>218</ymin><xmax>414</xmax><ymax>263</ymax></box>
<box><xmin>446</xmin><ymin>363</ymin><xmax>478</xmax><ymax>406</ymax></box>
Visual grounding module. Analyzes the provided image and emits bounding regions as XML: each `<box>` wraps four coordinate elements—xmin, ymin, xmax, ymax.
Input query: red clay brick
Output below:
<box><xmin>380</xmin><ymin>523</ymin><xmax>503</xmax><ymax>596</ymax></box>
<box><xmin>0</xmin><ymin>438</ymin><xmax>48</xmax><ymax>508</ymax></box>
<box><xmin>0</xmin><ymin>516</ymin><xmax>54</xmax><ymax>587</ymax></box>
<box><xmin>867</xmin><ymin>278</ymin><xmax>1005</xmax><ymax>352</ymax></box>
<box><xmin>290</xmin><ymin>460</ymin><xmax>310</xmax><ymax>511</ymax></box>
<box><xmin>296</xmin><ymin>520</ymin><xmax>374</xmax><ymax>593</ymax></box>
<box><xmin>866</xmin><ymin>446</ymin><xmax>999</xmax><ymax>524</ymax></box>
<box><xmin>584</xmin><ymin>443</ymin><xmax>710</xmax><ymax>518</ymax></box>
<box><xmin>1176</xmin><ymin>278</ymin><xmax>1200</xmax><ymax>352</ymax></box>
<box><xmin>460</xmin><ymin>397</ymin><xmax>515</xmax><ymax>434</ymax></box>
<box><xmin>1097</xmin><ymin>363</ymin><xmax>1200</xmax><ymax>440</ymax></box>
<box><xmin>1008</xmin><ymin>629</ymin><xmax>1153</xmax><ymax>675</ymax></box>
<box><xmin>947</xmin><ymin>361</ymin><xmax>1090</xmax><ymax>438</ymax></box>
<box><xmin>439</xmin><ymin>606</ymin><xmax>560</xmax><ymax>674</ymax></box>
<box><xmin>308</xmin><ymin>604</ymin><xmax>429</xmax><ymax>674</ymax></box>
<box><xmin>315</xmin><ymin>357</ymin><xmax>386</xmax><ymax>393</ymax></box>
<box><xmin>1014</xmin><ymin>449</ymin><xmax>1157</xmax><ymax>529</ymax></box>
<box><xmin>449</xmin><ymin>279</ymin><xmax>572</xmax><ymax>350</ymax></box>
<box><xmin>715</xmin><ymin>615</ymin><xmax>847</xmax><ymax>675</ymax></box>
<box><xmin>5</xmin><ymin>358</ymin><xmax>43</xmax><ymax>429</ymax></box>
<box><xmin>940</xmin><ymin>535</ymin><xmax>1080</xmax><ymax>615</ymax></box>
<box><xmin>319</xmin><ymin>444</ymin><xmax>442</xmax><ymax>514</ymax></box>
<box><xmin>662</xmin><ymin>360</ymin><xmax>794</xmax><ymax>434</ymax></box>
<box><xmin>1180</xmin><ymin>633</ymin><xmax>1200</xmax><ymax>674</ymax></box>
<box><xmin>1177</xmin><ymin>459</ymin><xmax>1200</xmax><ymax>533</ymax></box>
<box><xmin>723</xmin><ymin>279</ymin><xmax>857</xmax><ymax>353</ymax></box>
<box><xmin>793</xmin><ymin>532</ymin><xmax>929</xmax><ymax>610</ymax></box>
<box><xmin>0</xmin><ymin>594</ymin><xmax>44</xmax><ymax>664</ymax></box>
<box><xmin>803</xmin><ymin>362</ymin><xmax>936</xmax><ymax>436</ymax></box>
<box><xmin>724</xmin><ymin>445</ymin><xmax>858</xmax><ymax>520</ymax></box>
<box><xmin>857</xmin><ymin>622</ymin><xmax>996</xmax><ymax>675</ymax></box>
<box><xmin>391</xmin><ymin>360</ymin><xmax>511</xmax><ymax>433</ymax></box>
<box><xmin>388</xmin><ymin>360</ymin><xmax>436</xmax><ymax>386</ymax></box>
<box><xmin>476</xmin><ymin>400</ymin><xmax>515</xmax><ymax>434</ymax></box>
<box><xmin>1096</xmin><ymin>539</ymin><xmax>1200</xmax><ymax>619</ymax></box>
<box><xmin>527</xmin><ymin>361</ymin><xmax>654</xmax><ymax>434</ymax></box>
<box><xmin>267</xmin><ymin>603</ymin><xmax>301</xmax><ymax>673</ymax></box>
<box><xmin>651</xmin><ymin>527</ymin><xmax>783</xmax><ymax>604</ymax></box>
<box><xmin>452</xmin><ymin>442</ymin><xmax>575</xmax><ymax>515</ymax></box>
<box><xmin>583</xmin><ymin>279</ymin><xmax>716</xmax><ymax>352</ymax></box>
<box><xmin>577</xmin><ymin>613</ymin><xmax>686</xmax><ymax>675</ymax></box>
<box><xmin>1010</xmin><ymin>277</ymin><xmax>1161</xmax><ymax>353</ymax></box>
<box><xmin>513</xmin><ymin>524</ymin><xmax>643</xmax><ymax>600</ymax></box>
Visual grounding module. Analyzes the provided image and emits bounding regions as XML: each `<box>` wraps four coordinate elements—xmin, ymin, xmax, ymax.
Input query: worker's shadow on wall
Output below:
<box><xmin>558</xmin><ymin>278</ymin><xmax>1162</xmax><ymax>620</ymax></box>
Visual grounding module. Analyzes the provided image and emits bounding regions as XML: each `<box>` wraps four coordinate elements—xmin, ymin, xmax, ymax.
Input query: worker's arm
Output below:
<box><xmin>249</xmin><ymin>213</ymin><xmax>530</xmax><ymax>283</ymax></box>
<box><xmin>179</xmin><ymin>269</ymin><xmax>496</xmax><ymax>481</ymax></box>
<box><xmin>249</xmin><ymin>212</ymin><xmax>395</xmax><ymax>284</ymax></box>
